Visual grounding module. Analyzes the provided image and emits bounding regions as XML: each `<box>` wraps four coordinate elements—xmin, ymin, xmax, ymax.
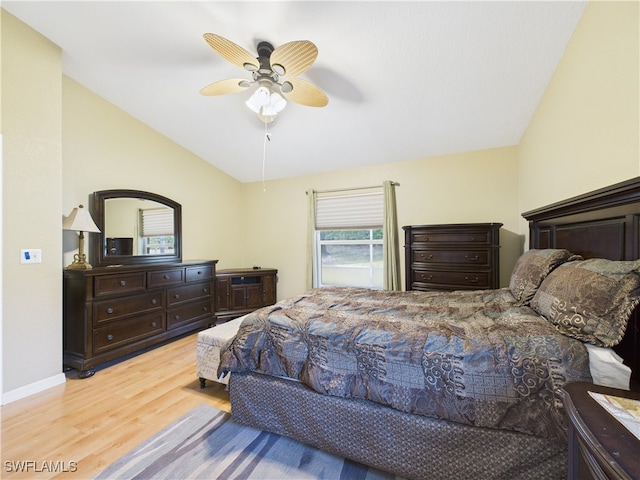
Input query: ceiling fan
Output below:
<box><xmin>200</xmin><ymin>33</ymin><xmax>328</xmax><ymax>121</ymax></box>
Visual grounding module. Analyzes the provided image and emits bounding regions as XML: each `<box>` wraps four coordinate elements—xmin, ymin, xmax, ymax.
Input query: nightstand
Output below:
<box><xmin>561</xmin><ymin>382</ymin><xmax>640</xmax><ymax>479</ymax></box>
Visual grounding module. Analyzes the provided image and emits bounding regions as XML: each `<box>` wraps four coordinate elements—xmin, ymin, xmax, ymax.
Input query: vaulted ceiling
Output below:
<box><xmin>4</xmin><ymin>1</ymin><xmax>587</xmax><ymax>183</ymax></box>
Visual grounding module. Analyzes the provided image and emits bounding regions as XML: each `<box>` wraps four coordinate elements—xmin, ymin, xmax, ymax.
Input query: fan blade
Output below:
<box><xmin>270</xmin><ymin>40</ymin><xmax>318</xmax><ymax>77</ymax></box>
<box><xmin>200</xmin><ymin>78</ymin><xmax>250</xmax><ymax>96</ymax></box>
<box><xmin>281</xmin><ymin>78</ymin><xmax>328</xmax><ymax>107</ymax></box>
<box><xmin>203</xmin><ymin>33</ymin><xmax>259</xmax><ymax>71</ymax></box>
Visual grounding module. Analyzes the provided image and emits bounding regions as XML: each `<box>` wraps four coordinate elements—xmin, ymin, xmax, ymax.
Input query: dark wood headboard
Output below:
<box><xmin>522</xmin><ymin>177</ymin><xmax>640</xmax><ymax>385</ymax></box>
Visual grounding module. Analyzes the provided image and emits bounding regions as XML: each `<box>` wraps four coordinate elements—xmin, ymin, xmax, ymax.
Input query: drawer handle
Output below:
<box><xmin>106</xmin><ymin>307</ymin><xmax>114</xmax><ymax>314</ymax></box>
<box><xmin>465</xmin><ymin>276</ymin><xmax>479</xmax><ymax>284</ymax></box>
<box><xmin>197</xmin><ymin>270</ymin><xmax>203</xmax><ymax>275</ymax></box>
<box><xmin>174</xmin><ymin>315</ymin><xmax>180</xmax><ymax>320</ymax></box>
<box><xmin>421</xmin><ymin>274</ymin><xmax>433</xmax><ymax>281</ymax></box>
<box><xmin>470</xmin><ymin>236</ymin><xmax>476</xmax><ymax>241</ymax></box>
<box><xmin>106</xmin><ymin>334</ymin><xmax>113</xmax><ymax>341</ymax></box>
<box><xmin>202</xmin><ymin>306</ymin><xmax>208</xmax><ymax>312</ymax></box>
<box><xmin>119</xmin><ymin>280</ymin><xmax>126</xmax><ymax>286</ymax></box>
<box><xmin>465</xmin><ymin>255</ymin><xmax>479</xmax><ymax>262</ymax></box>
<box><xmin>202</xmin><ymin>288</ymin><xmax>208</xmax><ymax>294</ymax></box>
<box><xmin>151</xmin><ymin>322</ymin><xmax>157</xmax><ymax>328</ymax></box>
<box><xmin>163</xmin><ymin>274</ymin><xmax>170</xmax><ymax>280</ymax></box>
<box><xmin>174</xmin><ymin>294</ymin><xmax>180</xmax><ymax>299</ymax></box>
<box><xmin>151</xmin><ymin>299</ymin><xmax>158</xmax><ymax>305</ymax></box>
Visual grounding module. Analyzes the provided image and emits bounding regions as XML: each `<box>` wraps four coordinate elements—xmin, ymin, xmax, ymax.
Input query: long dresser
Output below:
<box><xmin>215</xmin><ymin>268</ymin><xmax>278</xmax><ymax>323</ymax></box>
<box><xmin>63</xmin><ymin>260</ymin><xmax>217</xmax><ymax>378</ymax></box>
<box><xmin>403</xmin><ymin>223</ymin><xmax>501</xmax><ymax>291</ymax></box>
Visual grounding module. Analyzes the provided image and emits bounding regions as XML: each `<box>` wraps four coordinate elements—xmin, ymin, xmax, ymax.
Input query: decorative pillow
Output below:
<box><xmin>531</xmin><ymin>259</ymin><xmax>640</xmax><ymax>347</ymax></box>
<box><xmin>509</xmin><ymin>249</ymin><xmax>581</xmax><ymax>305</ymax></box>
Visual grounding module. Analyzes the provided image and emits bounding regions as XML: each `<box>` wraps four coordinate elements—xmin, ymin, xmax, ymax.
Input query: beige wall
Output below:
<box><xmin>1</xmin><ymin>11</ymin><xmax>64</xmax><ymax>393</ymax></box>
<box><xmin>1</xmin><ymin>12</ymin><xmax>247</xmax><ymax>400</ymax></box>
<box><xmin>61</xmin><ymin>77</ymin><xmax>246</xmax><ymax>270</ymax></box>
<box><xmin>241</xmin><ymin>146</ymin><xmax>521</xmax><ymax>299</ymax></box>
<box><xmin>517</xmin><ymin>0</ymin><xmax>639</xmax><ymax>219</ymax></box>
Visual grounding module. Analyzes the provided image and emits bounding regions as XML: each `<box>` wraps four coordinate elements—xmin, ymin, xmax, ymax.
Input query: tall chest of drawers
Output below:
<box><xmin>63</xmin><ymin>260</ymin><xmax>217</xmax><ymax>378</ymax></box>
<box><xmin>403</xmin><ymin>223</ymin><xmax>501</xmax><ymax>291</ymax></box>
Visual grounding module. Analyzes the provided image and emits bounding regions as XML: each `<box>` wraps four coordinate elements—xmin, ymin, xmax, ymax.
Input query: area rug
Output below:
<box><xmin>94</xmin><ymin>404</ymin><xmax>403</xmax><ymax>479</ymax></box>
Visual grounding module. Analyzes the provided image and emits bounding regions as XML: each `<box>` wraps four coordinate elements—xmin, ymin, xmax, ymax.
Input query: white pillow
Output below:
<box><xmin>584</xmin><ymin>343</ymin><xmax>631</xmax><ymax>390</ymax></box>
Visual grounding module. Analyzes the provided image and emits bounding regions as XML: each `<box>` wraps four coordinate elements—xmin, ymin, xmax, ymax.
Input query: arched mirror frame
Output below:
<box><xmin>92</xmin><ymin>189</ymin><xmax>182</xmax><ymax>266</ymax></box>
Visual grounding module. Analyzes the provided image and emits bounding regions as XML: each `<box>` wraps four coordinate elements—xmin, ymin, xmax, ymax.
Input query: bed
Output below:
<box><xmin>219</xmin><ymin>177</ymin><xmax>640</xmax><ymax>480</ymax></box>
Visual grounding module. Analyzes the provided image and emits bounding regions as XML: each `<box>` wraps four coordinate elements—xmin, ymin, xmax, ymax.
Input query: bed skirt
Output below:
<box><xmin>229</xmin><ymin>372</ymin><xmax>567</xmax><ymax>480</ymax></box>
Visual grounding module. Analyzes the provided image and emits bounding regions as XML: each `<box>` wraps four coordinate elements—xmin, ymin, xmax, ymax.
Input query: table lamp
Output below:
<box><xmin>63</xmin><ymin>204</ymin><xmax>101</xmax><ymax>270</ymax></box>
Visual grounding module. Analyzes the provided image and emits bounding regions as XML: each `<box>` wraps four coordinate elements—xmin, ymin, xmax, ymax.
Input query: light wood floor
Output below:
<box><xmin>0</xmin><ymin>333</ymin><xmax>230</xmax><ymax>479</ymax></box>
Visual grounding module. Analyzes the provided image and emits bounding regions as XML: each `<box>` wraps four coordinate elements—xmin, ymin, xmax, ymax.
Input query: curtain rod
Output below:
<box><xmin>307</xmin><ymin>181</ymin><xmax>399</xmax><ymax>195</ymax></box>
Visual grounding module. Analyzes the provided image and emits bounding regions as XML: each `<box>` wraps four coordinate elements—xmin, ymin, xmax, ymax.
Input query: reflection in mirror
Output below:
<box><xmin>92</xmin><ymin>190</ymin><xmax>182</xmax><ymax>266</ymax></box>
<box><xmin>104</xmin><ymin>198</ymin><xmax>175</xmax><ymax>256</ymax></box>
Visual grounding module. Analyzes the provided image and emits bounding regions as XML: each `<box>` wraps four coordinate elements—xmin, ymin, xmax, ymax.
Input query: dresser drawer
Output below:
<box><xmin>412</xmin><ymin>270</ymin><xmax>491</xmax><ymax>289</ymax></box>
<box><xmin>147</xmin><ymin>268</ymin><xmax>184</xmax><ymax>287</ymax></box>
<box><xmin>411</xmin><ymin>231</ymin><xmax>491</xmax><ymax>245</ymax></box>
<box><xmin>186</xmin><ymin>265</ymin><xmax>214</xmax><ymax>282</ymax></box>
<box><xmin>94</xmin><ymin>272</ymin><xmax>146</xmax><ymax>297</ymax></box>
<box><xmin>93</xmin><ymin>291</ymin><xmax>164</xmax><ymax>325</ymax></box>
<box><xmin>167</xmin><ymin>283</ymin><xmax>212</xmax><ymax>306</ymax></box>
<box><xmin>167</xmin><ymin>299</ymin><xmax>212</xmax><ymax>329</ymax></box>
<box><xmin>413</xmin><ymin>249</ymin><xmax>490</xmax><ymax>267</ymax></box>
<box><xmin>93</xmin><ymin>312</ymin><xmax>165</xmax><ymax>354</ymax></box>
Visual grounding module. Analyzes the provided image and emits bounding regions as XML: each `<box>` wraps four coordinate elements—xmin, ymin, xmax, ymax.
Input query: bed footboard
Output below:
<box><xmin>229</xmin><ymin>372</ymin><xmax>567</xmax><ymax>480</ymax></box>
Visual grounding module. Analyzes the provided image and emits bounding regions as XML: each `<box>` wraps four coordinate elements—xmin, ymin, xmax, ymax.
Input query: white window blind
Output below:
<box><xmin>316</xmin><ymin>189</ymin><xmax>383</xmax><ymax>230</ymax></box>
<box><xmin>140</xmin><ymin>208</ymin><xmax>174</xmax><ymax>237</ymax></box>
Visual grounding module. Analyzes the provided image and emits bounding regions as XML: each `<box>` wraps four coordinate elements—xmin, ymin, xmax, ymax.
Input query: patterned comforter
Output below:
<box><xmin>219</xmin><ymin>286</ymin><xmax>592</xmax><ymax>441</ymax></box>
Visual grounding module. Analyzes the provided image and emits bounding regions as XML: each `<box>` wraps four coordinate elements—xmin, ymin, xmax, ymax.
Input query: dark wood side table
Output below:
<box><xmin>561</xmin><ymin>382</ymin><xmax>640</xmax><ymax>479</ymax></box>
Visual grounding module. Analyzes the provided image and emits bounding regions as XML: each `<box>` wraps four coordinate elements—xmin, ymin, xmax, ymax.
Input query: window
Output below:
<box><xmin>140</xmin><ymin>208</ymin><xmax>175</xmax><ymax>255</ymax></box>
<box><xmin>316</xmin><ymin>229</ymin><xmax>383</xmax><ymax>288</ymax></box>
<box><xmin>314</xmin><ymin>189</ymin><xmax>384</xmax><ymax>289</ymax></box>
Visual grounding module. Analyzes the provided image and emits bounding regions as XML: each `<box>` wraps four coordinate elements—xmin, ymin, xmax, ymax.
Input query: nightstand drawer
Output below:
<box><xmin>93</xmin><ymin>312</ymin><xmax>165</xmax><ymax>354</ymax></box>
<box><xmin>94</xmin><ymin>272</ymin><xmax>146</xmax><ymax>296</ymax></box>
<box><xmin>412</xmin><ymin>270</ymin><xmax>490</xmax><ymax>289</ymax></box>
<box><xmin>167</xmin><ymin>283</ymin><xmax>212</xmax><ymax>306</ymax></box>
<box><xmin>167</xmin><ymin>299</ymin><xmax>212</xmax><ymax>329</ymax></box>
<box><xmin>413</xmin><ymin>249</ymin><xmax>490</xmax><ymax>266</ymax></box>
<box><xmin>94</xmin><ymin>291</ymin><xmax>164</xmax><ymax>324</ymax></box>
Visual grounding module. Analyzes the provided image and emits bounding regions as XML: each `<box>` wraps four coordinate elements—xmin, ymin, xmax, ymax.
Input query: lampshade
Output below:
<box><xmin>63</xmin><ymin>205</ymin><xmax>100</xmax><ymax>233</ymax></box>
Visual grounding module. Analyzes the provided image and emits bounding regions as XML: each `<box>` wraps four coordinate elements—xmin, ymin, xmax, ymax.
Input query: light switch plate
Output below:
<box><xmin>21</xmin><ymin>249</ymin><xmax>42</xmax><ymax>264</ymax></box>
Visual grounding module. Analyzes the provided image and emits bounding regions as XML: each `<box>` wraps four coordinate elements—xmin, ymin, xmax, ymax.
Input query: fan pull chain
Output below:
<box><xmin>262</xmin><ymin>120</ymin><xmax>270</xmax><ymax>192</ymax></box>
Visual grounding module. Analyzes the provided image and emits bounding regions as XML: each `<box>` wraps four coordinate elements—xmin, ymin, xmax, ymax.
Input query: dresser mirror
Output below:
<box><xmin>92</xmin><ymin>189</ymin><xmax>182</xmax><ymax>266</ymax></box>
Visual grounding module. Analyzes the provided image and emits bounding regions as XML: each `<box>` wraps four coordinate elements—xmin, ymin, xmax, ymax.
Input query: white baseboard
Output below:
<box><xmin>1</xmin><ymin>373</ymin><xmax>66</xmax><ymax>405</ymax></box>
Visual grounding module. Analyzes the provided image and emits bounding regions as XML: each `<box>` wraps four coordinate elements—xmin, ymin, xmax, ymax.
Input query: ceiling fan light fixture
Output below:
<box><xmin>245</xmin><ymin>86</ymin><xmax>271</xmax><ymax>113</ymax></box>
<box><xmin>202</xmin><ymin>34</ymin><xmax>327</xmax><ymax>121</ymax></box>
<box><xmin>262</xmin><ymin>92</ymin><xmax>286</xmax><ymax>116</ymax></box>
<box><xmin>246</xmin><ymin>87</ymin><xmax>286</xmax><ymax>121</ymax></box>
